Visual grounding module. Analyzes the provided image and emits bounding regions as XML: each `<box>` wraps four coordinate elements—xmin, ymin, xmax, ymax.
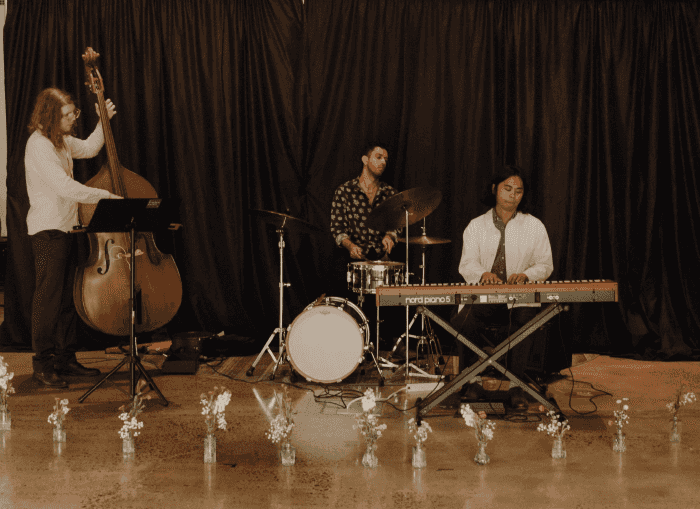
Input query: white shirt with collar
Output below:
<box><xmin>25</xmin><ymin>124</ymin><xmax>114</xmax><ymax>235</ymax></box>
<box><xmin>458</xmin><ymin>209</ymin><xmax>554</xmax><ymax>307</ymax></box>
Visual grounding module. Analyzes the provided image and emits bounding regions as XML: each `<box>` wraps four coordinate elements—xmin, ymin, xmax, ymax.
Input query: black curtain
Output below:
<box><xmin>3</xmin><ymin>0</ymin><xmax>699</xmax><ymax>362</ymax></box>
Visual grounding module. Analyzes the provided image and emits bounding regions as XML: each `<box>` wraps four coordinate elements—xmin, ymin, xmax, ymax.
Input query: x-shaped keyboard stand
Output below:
<box><xmin>415</xmin><ymin>303</ymin><xmax>568</xmax><ymax>417</ymax></box>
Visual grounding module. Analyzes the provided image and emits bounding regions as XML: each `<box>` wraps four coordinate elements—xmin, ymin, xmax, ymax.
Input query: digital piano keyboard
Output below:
<box><xmin>376</xmin><ymin>280</ymin><xmax>618</xmax><ymax>306</ymax></box>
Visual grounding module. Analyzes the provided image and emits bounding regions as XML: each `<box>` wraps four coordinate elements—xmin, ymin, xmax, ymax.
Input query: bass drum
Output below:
<box><xmin>286</xmin><ymin>297</ymin><xmax>369</xmax><ymax>383</ymax></box>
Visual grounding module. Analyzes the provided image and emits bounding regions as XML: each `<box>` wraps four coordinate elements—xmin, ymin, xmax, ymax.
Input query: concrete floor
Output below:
<box><xmin>0</xmin><ymin>350</ymin><xmax>698</xmax><ymax>509</ymax></box>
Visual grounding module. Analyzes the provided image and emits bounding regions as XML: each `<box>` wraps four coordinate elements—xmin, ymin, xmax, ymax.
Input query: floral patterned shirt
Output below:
<box><xmin>330</xmin><ymin>177</ymin><xmax>399</xmax><ymax>257</ymax></box>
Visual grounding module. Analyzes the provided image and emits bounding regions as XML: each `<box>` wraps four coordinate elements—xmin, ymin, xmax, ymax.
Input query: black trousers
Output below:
<box><xmin>450</xmin><ymin>304</ymin><xmax>539</xmax><ymax>378</ymax></box>
<box><xmin>327</xmin><ymin>247</ymin><xmax>407</xmax><ymax>349</ymax></box>
<box><xmin>30</xmin><ymin>229</ymin><xmax>79</xmax><ymax>370</ymax></box>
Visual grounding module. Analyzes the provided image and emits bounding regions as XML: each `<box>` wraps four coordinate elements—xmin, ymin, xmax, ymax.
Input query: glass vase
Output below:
<box><xmin>280</xmin><ymin>440</ymin><xmax>296</xmax><ymax>466</ymax></box>
<box><xmin>474</xmin><ymin>441</ymin><xmax>490</xmax><ymax>465</ymax></box>
<box><xmin>612</xmin><ymin>429</ymin><xmax>626</xmax><ymax>453</ymax></box>
<box><xmin>670</xmin><ymin>416</ymin><xmax>681</xmax><ymax>443</ymax></box>
<box><xmin>551</xmin><ymin>435</ymin><xmax>566</xmax><ymax>459</ymax></box>
<box><xmin>412</xmin><ymin>442</ymin><xmax>427</xmax><ymax>469</ymax></box>
<box><xmin>53</xmin><ymin>425</ymin><xmax>66</xmax><ymax>443</ymax></box>
<box><xmin>362</xmin><ymin>442</ymin><xmax>379</xmax><ymax>468</ymax></box>
<box><xmin>0</xmin><ymin>407</ymin><xmax>10</xmax><ymax>431</ymax></box>
<box><xmin>204</xmin><ymin>434</ymin><xmax>216</xmax><ymax>463</ymax></box>
<box><xmin>122</xmin><ymin>434</ymin><xmax>136</xmax><ymax>456</ymax></box>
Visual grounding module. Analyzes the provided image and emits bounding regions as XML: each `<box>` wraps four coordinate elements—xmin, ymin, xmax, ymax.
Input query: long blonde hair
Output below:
<box><xmin>28</xmin><ymin>88</ymin><xmax>75</xmax><ymax>148</ymax></box>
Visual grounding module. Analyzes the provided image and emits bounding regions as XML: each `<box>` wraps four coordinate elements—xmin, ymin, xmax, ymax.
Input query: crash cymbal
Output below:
<box><xmin>366</xmin><ymin>187</ymin><xmax>442</xmax><ymax>232</ymax></box>
<box><xmin>250</xmin><ymin>209</ymin><xmax>323</xmax><ymax>235</ymax></box>
<box><xmin>398</xmin><ymin>235</ymin><xmax>452</xmax><ymax>245</ymax></box>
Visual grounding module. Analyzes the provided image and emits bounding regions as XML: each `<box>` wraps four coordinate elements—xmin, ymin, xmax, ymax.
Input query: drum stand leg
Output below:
<box><xmin>247</xmin><ymin>227</ymin><xmax>290</xmax><ymax>379</ymax></box>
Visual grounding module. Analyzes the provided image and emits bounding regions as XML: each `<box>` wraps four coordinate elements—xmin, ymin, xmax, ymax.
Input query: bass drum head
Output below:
<box><xmin>286</xmin><ymin>303</ymin><xmax>365</xmax><ymax>384</ymax></box>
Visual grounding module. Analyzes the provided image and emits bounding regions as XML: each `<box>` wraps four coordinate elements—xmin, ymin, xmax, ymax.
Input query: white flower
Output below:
<box><xmin>460</xmin><ymin>404</ymin><xmax>476</xmax><ymax>428</ymax></box>
<box><xmin>537</xmin><ymin>410</ymin><xmax>570</xmax><ymax>437</ymax></box>
<box><xmin>361</xmin><ymin>389</ymin><xmax>376</xmax><ymax>412</ymax></box>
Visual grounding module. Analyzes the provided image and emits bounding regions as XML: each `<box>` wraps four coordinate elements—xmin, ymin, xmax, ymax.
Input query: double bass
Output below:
<box><xmin>74</xmin><ymin>48</ymin><xmax>182</xmax><ymax>336</ymax></box>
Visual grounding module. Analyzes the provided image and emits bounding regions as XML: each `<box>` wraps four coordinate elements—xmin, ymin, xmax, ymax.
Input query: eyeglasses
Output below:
<box><xmin>63</xmin><ymin>108</ymin><xmax>80</xmax><ymax>119</ymax></box>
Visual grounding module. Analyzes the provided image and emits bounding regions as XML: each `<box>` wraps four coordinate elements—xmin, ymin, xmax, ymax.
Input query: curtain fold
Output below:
<box><xmin>2</xmin><ymin>0</ymin><xmax>698</xmax><ymax>362</ymax></box>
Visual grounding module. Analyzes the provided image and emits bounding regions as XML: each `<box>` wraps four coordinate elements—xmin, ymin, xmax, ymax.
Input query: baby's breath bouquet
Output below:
<box><xmin>407</xmin><ymin>418</ymin><xmax>433</xmax><ymax>446</ymax></box>
<box><xmin>265</xmin><ymin>386</ymin><xmax>294</xmax><ymax>445</ymax></box>
<box><xmin>537</xmin><ymin>409</ymin><xmax>570</xmax><ymax>438</ymax></box>
<box><xmin>118</xmin><ymin>380</ymin><xmax>151</xmax><ymax>447</ymax></box>
<box><xmin>0</xmin><ymin>356</ymin><xmax>16</xmax><ymax>411</ymax></box>
<box><xmin>537</xmin><ymin>407</ymin><xmax>570</xmax><ymax>458</ymax></box>
<box><xmin>266</xmin><ymin>386</ymin><xmax>296</xmax><ymax>465</ymax></box>
<box><xmin>48</xmin><ymin>398</ymin><xmax>70</xmax><ymax>429</ymax></box>
<box><xmin>461</xmin><ymin>404</ymin><xmax>495</xmax><ymax>443</ymax></box>
<box><xmin>609</xmin><ymin>397</ymin><xmax>629</xmax><ymax>452</ymax></box>
<box><xmin>201</xmin><ymin>386</ymin><xmax>231</xmax><ymax>463</ymax></box>
<box><xmin>201</xmin><ymin>386</ymin><xmax>232</xmax><ymax>434</ymax></box>
<box><xmin>0</xmin><ymin>357</ymin><xmax>15</xmax><ymax>430</ymax></box>
<box><xmin>461</xmin><ymin>403</ymin><xmax>495</xmax><ymax>465</ymax></box>
<box><xmin>354</xmin><ymin>388</ymin><xmax>387</xmax><ymax>467</ymax></box>
<box><xmin>609</xmin><ymin>398</ymin><xmax>630</xmax><ymax>432</ymax></box>
<box><xmin>407</xmin><ymin>417</ymin><xmax>433</xmax><ymax>468</ymax></box>
<box><xmin>667</xmin><ymin>386</ymin><xmax>695</xmax><ymax>442</ymax></box>
<box><xmin>666</xmin><ymin>387</ymin><xmax>696</xmax><ymax>419</ymax></box>
<box><xmin>48</xmin><ymin>398</ymin><xmax>70</xmax><ymax>443</ymax></box>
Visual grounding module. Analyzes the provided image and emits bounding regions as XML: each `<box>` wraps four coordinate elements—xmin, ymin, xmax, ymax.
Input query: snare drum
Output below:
<box><xmin>347</xmin><ymin>261</ymin><xmax>405</xmax><ymax>294</ymax></box>
<box><xmin>286</xmin><ymin>297</ymin><xmax>369</xmax><ymax>383</ymax></box>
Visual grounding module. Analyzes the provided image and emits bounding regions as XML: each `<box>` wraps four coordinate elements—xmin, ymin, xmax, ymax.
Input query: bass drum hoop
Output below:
<box><xmin>286</xmin><ymin>297</ymin><xmax>369</xmax><ymax>383</ymax></box>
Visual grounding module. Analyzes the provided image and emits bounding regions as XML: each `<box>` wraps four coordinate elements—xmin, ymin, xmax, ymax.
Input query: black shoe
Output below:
<box><xmin>460</xmin><ymin>382</ymin><xmax>484</xmax><ymax>402</ymax></box>
<box><xmin>55</xmin><ymin>360</ymin><xmax>101</xmax><ymax>377</ymax></box>
<box><xmin>391</xmin><ymin>344</ymin><xmax>407</xmax><ymax>360</ymax></box>
<box><xmin>33</xmin><ymin>370</ymin><xmax>68</xmax><ymax>388</ymax></box>
<box><xmin>509</xmin><ymin>387</ymin><xmax>528</xmax><ymax>410</ymax></box>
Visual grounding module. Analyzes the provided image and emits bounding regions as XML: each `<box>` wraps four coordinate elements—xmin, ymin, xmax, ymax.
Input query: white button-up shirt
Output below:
<box><xmin>25</xmin><ymin>124</ymin><xmax>114</xmax><ymax>235</ymax></box>
<box><xmin>458</xmin><ymin>209</ymin><xmax>554</xmax><ymax>307</ymax></box>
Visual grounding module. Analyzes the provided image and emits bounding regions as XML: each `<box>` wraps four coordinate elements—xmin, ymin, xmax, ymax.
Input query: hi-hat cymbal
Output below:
<box><xmin>250</xmin><ymin>209</ymin><xmax>323</xmax><ymax>235</ymax></box>
<box><xmin>398</xmin><ymin>235</ymin><xmax>452</xmax><ymax>245</ymax></box>
<box><xmin>366</xmin><ymin>187</ymin><xmax>442</xmax><ymax>232</ymax></box>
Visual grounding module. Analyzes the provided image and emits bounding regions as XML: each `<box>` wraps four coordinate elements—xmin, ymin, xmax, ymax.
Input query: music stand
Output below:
<box><xmin>78</xmin><ymin>198</ymin><xmax>171</xmax><ymax>406</ymax></box>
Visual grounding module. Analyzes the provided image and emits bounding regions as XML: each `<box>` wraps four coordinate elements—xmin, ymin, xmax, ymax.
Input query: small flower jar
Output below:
<box><xmin>551</xmin><ymin>435</ymin><xmax>566</xmax><ymax>459</ymax></box>
<box><xmin>204</xmin><ymin>434</ymin><xmax>217</xmax><ymax>463</ymax></box>
<box><xmin>122</xmin><ymin>434</ymin><xmax>136</xmax><ymax>456</ymax></box>
<box><xmin>412</xmin><ymin>442</ymin><xmax>427</xmax><ymax>469</ymax></box>
<box><xmin>280</xmin><ymin>440</ymin><xmax>296</xmax><ymax>466</ymax></box>
<box><xmin>53</xmin><ymin>425</ymin><xmax>66</xmax><ymax>443</ymax></box>
<box><xmin>362</xmin><ymin>442</ymin><xmax>379</xmax><ymax>468</ymax></box>
<box><xmin>474</xmin><ymin>441</ymin><xmax>490</xmax><ymax>465</ymax></box>
<box><xmin>670</xmin><ymin>416</ymin><xmax>681</xmax><ymax>443</ymax></box>
<box><xmin>0</xmin><ymin>407</ymin><xmax>10</xmax><ymax>432</ymax></box>
<box><xmin>612</xmin><ymin>429</ymin><xmax>626</xmax><ymax>453</ymax></box>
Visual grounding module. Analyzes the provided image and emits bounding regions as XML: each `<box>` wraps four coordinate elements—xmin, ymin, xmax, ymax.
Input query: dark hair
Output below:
<box><xmin>481</xmin><ymin>164</ymin><xmax>530</xmax><ymax>213</ymax></box>
<box><xmin>28</xmin><ymin>88</ymin><xmax>74</xmax><ymax>148</ymax></box>
<box><xmin>362</xmin><ymin>143</ymin><xmax>388</xmax><ymax>158</ymax></box>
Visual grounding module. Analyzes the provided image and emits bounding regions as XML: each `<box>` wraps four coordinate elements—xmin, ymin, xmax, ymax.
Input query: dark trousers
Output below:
<box><xmin>327</xmin><ymin>248</ymin><xmax>407</xmax><ymax>348</ymax></box>
<box><xmin>450</xmin><ymin>304</ymin><xmax>539</xmax><ymax>378</ymax></box>
<box><xmin>30</xmin><ymin>230</ymin><xmax>79</xmax><ymax>371</ymax></box>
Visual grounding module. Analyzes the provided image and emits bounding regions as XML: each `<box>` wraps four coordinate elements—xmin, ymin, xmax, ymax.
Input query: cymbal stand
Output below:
<box><xmin>247</xmin><ymin>227</ymin><xmax>289</xmax><ymax>380</ymax></box>
<box><xmin>380</xmin><ymin>218</ymin><xmax>443</xmax><ymax>379</ymax></box>
<box><xmin>378</xmin><ymin>208</ymin><xmax>439</xmax><ymax>381</ymax></box>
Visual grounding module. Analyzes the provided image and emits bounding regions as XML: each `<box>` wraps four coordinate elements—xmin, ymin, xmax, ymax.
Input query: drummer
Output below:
<box><xmin>330</xmin><ymin>143</ymin><xmax>401</xmax><ymax>262</ymax></box>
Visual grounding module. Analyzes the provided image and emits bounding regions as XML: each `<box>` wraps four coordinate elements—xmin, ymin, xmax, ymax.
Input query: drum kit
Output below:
<box><xmin>246</xmin><ymin>185</ymin><xmax>449</xmax><ymax>384</ymax></box>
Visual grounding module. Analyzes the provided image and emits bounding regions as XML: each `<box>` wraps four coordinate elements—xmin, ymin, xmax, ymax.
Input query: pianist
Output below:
<box><xmin>453</xmin><ymin>165</ymin><xmax>553</xmax><ymax>410</ymax></box>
